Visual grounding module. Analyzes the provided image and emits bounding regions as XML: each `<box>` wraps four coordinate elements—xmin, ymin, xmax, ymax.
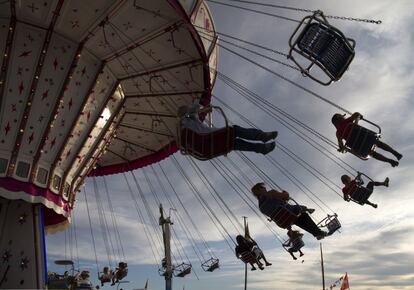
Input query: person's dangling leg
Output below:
<box><xmin>294</xmin><ymin>213</ymin><xmax>326</xmax><ymax>239</ymax></box>
<box><xmin>376</xmin><ymin>140</ymin><xmax>403</xmax><ymax>160</ymax></box>
<box><xmin>233</xmin><ymin>125</ymin><xmax>278</xmax><ymax>143</ymax></box>
<box><xmin>288</xmin><ymin>248</ymin><xmax>297</xmax><ymax>260</ymax></box>
<box><xmin>298</xmin><ymin>205</ymin><xmax>315</xmax><ymax>214</ymax></box>
<box><xmin>234</xmin><ymin>138</ymin><xmax>275</xmax><ymax>155</ymax></box>
<box><xmin>365</xmin><ymin>200</ymin><xmax>377</xmax><ymax>208</ymax></box>
<box><xmin>259</xmin><ymin>253</ymin><xmax>272</xmax><ymax>266</ymax></box>
<box><xmin>363</xmin><ymin>182</ymin><xmax>378</xmax><ymax>208</ymax></box>
<box><xmin>371</xmin><ymin>151</ymin><xmax>399</xmax><ymax>167</ymax></box>
<box><xmin>366</xmin><ymin>180</ymin><xmax>388</xmax><ymax>191</ymax></box>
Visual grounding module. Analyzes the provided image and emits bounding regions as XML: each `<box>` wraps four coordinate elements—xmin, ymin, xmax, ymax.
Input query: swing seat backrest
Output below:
<box><xmin>288</xmin><ymin>11</ymin><xmax>355</xmax><ymax>85</ymax></box>
<box><xmin>115</xmin><ymin>268</ymin><xmax>128</xmax><ymax>280</ymax></box>
<box><xmin>345</xmin><ymin>124</ymin><xmax>379</xmax><ymax>159</ymax></box>
<box><xmin>99</xmin><ymin>275</ymin><xmax>112</xmax><ymax>283</ymax></box>
<box><xmin>176</xmin><ymin>267</ymin><xmax>191</xmax><ymax>277</ymax></box>
<box><xmin>239</xmin><ymin>251</ymin><xmax>257</xmax><ymax>264</ymax></box>
<box><xmin>206</xmin><ymin>261</ymin><xmax>219</xmax><ymax>272</ymax></box>
<box><xmin>48</xmin><ymin>277</ymin><xmax>70</xmax><ymax>289</ymax></box>
<box><xmin>350</xmin><ymin>187</ymin><xmax>373</xmax><ymax>204</ymax></box>
<box><xmin>317</xmin><ymin>214</ymin><xmax>341</xmax><ymax>235</ymax></box>
<box><xmin>179</xmin><ymin>127</ymin><xmax>234</xmax><ymax>160</ymax></box>
<box><xmin>175</xmin><ymin>263</ymin><xmax>192</xmax><ymax>278</ymax></box>
<box><xmin>201</xmin><ymin>257</ymin><xmax>220</xmax><ymax>272</ymax></box>
<box><xmin>298</xmin><ymin>23</ymin><xmax>355</xmax><ymax>79</ymax></box>
<box><xmin>270</xmin><ymin>206</ymin><xmax>300</xmax><ymax>229</ymax></box>
<box><xmin>326</xmin><ymin>217</ymin><xmax>341</xmax><ymax>235</ymax></box>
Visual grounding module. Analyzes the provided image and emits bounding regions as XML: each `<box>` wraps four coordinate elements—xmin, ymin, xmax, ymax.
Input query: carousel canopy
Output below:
<box><xmin>0</xmin><ymin>0</ymin><xmax>217</xmax><ymax>231</ymax></box>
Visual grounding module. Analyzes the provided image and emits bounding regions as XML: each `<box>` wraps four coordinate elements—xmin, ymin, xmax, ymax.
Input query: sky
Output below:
<box><xmin>46</xmin><ymin>1</ymin><xmax>414</xmax><ymax>289</ymax></box>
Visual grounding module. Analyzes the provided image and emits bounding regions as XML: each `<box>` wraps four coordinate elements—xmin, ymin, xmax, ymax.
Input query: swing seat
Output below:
<box><xmin>318</xmin><ymin>214</ymin><xmax>341</xmax><ymax>235</ymax></box>
<box><xmin>350</xmin><ymin>187</ymin><xmax>373</xmax><ymax>205</ymax></box>
<box><xmin>269</xmin><ymin>206</ymin><xmax>301</xmax><ymax>229</ymax></box>
<box><xmin>179</xmin><ymin>127</ymin><xmax>234</xmax><ymax>161</ymax></box>
<box><xmin>345</xmin><ymin>124</ymin><xmax>379</xmax><ymax>159</ymax></box>
<box><xmin>47</xmin><ymin>275</ymin><xmax>71</xmax><ymax>289</ymax></box>
<box><xmin>75</xmin><ymin>284</ymin><xmax>93</xmax><ymax>290</ymax></box>
<box><xmin>99</xmin><ymin>275</ymin><xmax>112</xmax><ymax>283</ymax></box>
<box><xmin>238</xmin><ymin>251</ymin><xmax>257</xmax><ymax>264</ymax></box>
<box><xmin>177</xmin><ymin>105</ymin><xmax>233</xmax><ymax>160</ymax></box>
<box><xmin>115</xmin><ymin>269</ymin><xmax>128</xmax><ymax>280</ymax></box>
<box><xmin>174</xmin><ymin>263</ymin><xmax>192</xmax><ymax>278</ymax></box>
<box><xmin>201</xmin><ymin>257</ymin><xmax>220</xmax><ymax>272</ymax></box>
<box><xmin>288</xmin><ymin>10</ymin><xmax>355</xmax><ymax>85</ymax></box>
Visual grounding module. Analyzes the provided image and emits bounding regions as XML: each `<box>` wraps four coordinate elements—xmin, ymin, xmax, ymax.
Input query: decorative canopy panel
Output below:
<box><xmin>0</xmin><ymin>0</ymin><xmax>217</xmax><ymax>232</ymax></box>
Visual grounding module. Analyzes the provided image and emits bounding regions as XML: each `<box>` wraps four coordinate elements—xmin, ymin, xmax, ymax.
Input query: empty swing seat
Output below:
<box><xmin>174</xmin><ymin>263</ymin><xmax>192</xmax><ymax>278</ymax></box>
<box><xmin>288</xmin><ymin>11</ymin><xmax>355</xmax><ymax>85</ymax></box>
<box><xmin>345</xmin><ymin>125</ymin><xmax>379</xmax><ymax>159</ymax></box>
<box><xmin>179</xmin><ymin>127</ymin><xmax>234</xmax><ymax>161</ymax></box>
<box><xmin>201</xmin><ymin>257</ymin><xmax>220</xmax><ymax>272</ymax></box>
<box><xmin>318</xmin><ymin>214</ymin><xmax>341</xmax><ymax>235</ymax></box>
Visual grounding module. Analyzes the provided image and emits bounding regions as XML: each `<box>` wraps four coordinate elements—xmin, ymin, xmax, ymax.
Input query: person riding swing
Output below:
<box><xmin>177</xmin><ymin>101</ymin><xmax>278</xmax><ymax>159</ymax></box>
<box><xmin>251</xmin><ymin>183</ymin><xmax>327</xmax><ymax>240</ymax></box>
<box><xmin>341</xmin><ymin>172</ymin><xmax>389</xmax><ymax>208</ymax></box>
<box><xmin>283</xmin><ymin>228</ymin><xmax>305</xmax><ymax>260</ymax></box>
<box><xmin>111</xmin><ymin>262</ymin><xmax>128</xmax><ymax>286</ymax></box>
<box><xmin>332</xmin><ymin>112</ymin><xmax>402</xmax><ymax>167</ymax></box>
<box><xmin>98</xmin><ymin>266</ymin><xmax>113</xmax><ymax>287</ymax></box>
<box><xmin>235</xmin><ymin>235</ymin><xmax>272</xmax><ymax>271</ymax></box>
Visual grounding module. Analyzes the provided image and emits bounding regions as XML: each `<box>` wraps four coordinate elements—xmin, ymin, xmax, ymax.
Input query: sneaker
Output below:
<box><xmin>307</xmin><ymin>208</ymin><xmax>315</xmax><ymax>214</ymax></box>
<box><xmin>396</xmin><ymin>153</ymin><xmax>403</xmax><ymax>161</ymax></box>
<box><xmin>384</xmin><ymin>177</ymin><xmax>390</xmax><ymax>187</ymax></box>
<box><xmin>390</xmin><ymin>160</ymin><xmax>399</xmax><ymax>167</ymax></box>
<box><xmin>316</xmin><ymin>231</ymin><xmax>328</xmax><ymax>240</ymax></box>
<box><xmin>251</xmin><ymin>267</ymin><xmax>256</xmax><ymax>271</ymax></box>
<box><xmin>260</xmin><ymin>131</ymin><xmax>278</xmax><ymax>143</ymax></box>
<box><xmin>265</xmin><ymin>262</ymin><xmax>272</xmax><ymax>266</ymax></box>
<box><xmin>259</xmin><ymin>265</ymin><xmax>264</xmax><ymax>270</ymax></box>
<box><xmin>261</xmin><ymin>142</ymin><xmax>276</xmax><ymax>155</ymax></box>
<box><xmin>372</xmin><ymin>204</ymin><xmax>378</xmax><ymax>208</ymax></box>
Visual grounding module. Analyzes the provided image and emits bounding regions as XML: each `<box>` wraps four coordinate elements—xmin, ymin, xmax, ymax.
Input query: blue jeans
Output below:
<box><xmin>233</xmin><ymin>125</ymin><xmax>267</xmax><ymax>153</ymax></box>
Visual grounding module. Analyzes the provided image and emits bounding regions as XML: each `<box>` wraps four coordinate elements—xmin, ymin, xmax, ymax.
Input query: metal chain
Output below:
<box><xmin>325</xmin><ymin>15</ymin><xmax>382</xmax><ymax>24</ymax></box>
<box><xmin>209</xmin><ymin>0</ymin><xmax>382</xmax><ymax>24</ymax></box>
<box><xmin>219</xmin><ymin>0</ymin><xmax>314</xmax><ymax>13</ymax></box>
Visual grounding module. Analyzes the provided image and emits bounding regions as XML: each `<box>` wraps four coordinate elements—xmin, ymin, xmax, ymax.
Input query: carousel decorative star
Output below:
<box><xmin>2</xmin><ymin>250</ymin><xmax>12</xmax><ymax>263</ymax></box>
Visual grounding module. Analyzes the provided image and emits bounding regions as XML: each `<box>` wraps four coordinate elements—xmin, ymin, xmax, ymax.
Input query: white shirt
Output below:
<box><xmin>180</xmin><ymin>102</ymin><xmax>219</xmax><ymax>134</ymax></box>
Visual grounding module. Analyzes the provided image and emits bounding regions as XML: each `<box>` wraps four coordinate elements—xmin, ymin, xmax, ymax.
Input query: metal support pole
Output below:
<box><xmin>159</xmin><ymin>204</ymin><xmax>173</xmax><ymax>290</ymax></box>
<box><xmin>243</xmin><ymin>216</ymin><xmax>248</xmax><ymax>290</ymax></box>
<box><xmin>320</xmin><ymin>243</ymin><xmax>325</xmax><ymax>290</ymax></box>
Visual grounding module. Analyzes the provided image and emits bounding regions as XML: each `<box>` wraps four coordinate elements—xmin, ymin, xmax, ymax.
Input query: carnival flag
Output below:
<box><xmin>330</xmin><ymin>276</ymin><xmax>343</xmax><ymax>289</ymax></box>
<box><xmin>340</xmin><ymin>273</ymin><xmax>350</xmax><ymax>290</ymax></box>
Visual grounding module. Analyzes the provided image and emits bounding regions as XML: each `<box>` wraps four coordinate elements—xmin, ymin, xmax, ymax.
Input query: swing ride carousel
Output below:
<box><xmin>0</xmin><ymin>0</ymin><xmax>217</xmax><ymax>288</ymax></box>
<box><xmin>0</xmin><ymin>0</ymin><xmax>398</xmax><ymax>289</ymax></box>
